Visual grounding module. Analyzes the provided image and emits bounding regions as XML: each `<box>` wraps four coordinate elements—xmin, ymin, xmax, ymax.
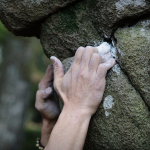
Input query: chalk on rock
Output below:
<box><xmin>96</xmin><ymin>42</ymin><xmax>111</xmax><ymax>55</ymax></box>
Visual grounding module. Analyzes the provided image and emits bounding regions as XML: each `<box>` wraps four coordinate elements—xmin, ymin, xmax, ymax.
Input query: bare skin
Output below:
<box><xmin>35</xmin><ymin>46</ymin><xmax>115</xmax><ymax>149</ymax></box>
<box><xmin>35</xmin><ymin>65</ymin><xmax>60</xmax><ymax>146</ymax></box>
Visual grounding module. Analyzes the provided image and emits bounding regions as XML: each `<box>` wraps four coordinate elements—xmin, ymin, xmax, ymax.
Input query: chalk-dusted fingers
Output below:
<box><xmin>89</xmin><ymin>53</ymin><xmax>102</xmax><ymax>73</ymax></box>
<box><xmin>38</xmin><ymin>65</ymin><xmax>53</xmax><ymax>90</ymax></box>
<box><xmin>35</xmin><ymin>87</ymin><xmax>53</xmax><ymax>110</ymax></box>
<box><xmin>80</xmin><ymin>46</ymin><xmax>98</xmax><ymax>69</ymax></box>
<box><xmin>97</xmin><ymin>58</ymin><xmax>116</xmax><ymax>77</ymax></box>
<box><xmin>101</xmin><ymin>52</ymin><xmax>112</xmax><ymax>63</ymax></box>
<box><xmin>72</xmin><ymin>47</ymin><xmax>85</xmax><ymax>66</ymax></box>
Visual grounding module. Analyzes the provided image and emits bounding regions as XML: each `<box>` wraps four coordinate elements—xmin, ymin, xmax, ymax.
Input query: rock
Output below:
<box><xmin>62</xmin><ymin>57</ymin><xmax>150</xmax><ymax>150</ymax></box>
<box><xmin>115</xmin><ymin>19</ymin><xmax>150</xmax><ymax>108</ymax></box>
<box><xmin>40</xmin><ymin>0</ymin><xmax>150</xmax><ymax>59</ymax></box>
<box><xmin>85</xmin><ymin>64</ymin><xmax>150</xmax><ymax>150</ymax></box>
<box><xmin>1</xmin><ymin>0</ymin><xmax>150</xmax><ymax>58</ymax></box>
<box><xmin>1</xmin><ymin>0</ymin><xmax>150</xmax><ymax>149</ymax></box>
<box><xmin>0</xmin><ymin>0</ymin><xmax>78</xmax><ymax>37</ymax></box>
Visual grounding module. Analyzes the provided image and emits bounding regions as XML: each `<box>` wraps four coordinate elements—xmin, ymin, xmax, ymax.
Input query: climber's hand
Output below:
<box><xmin>35</xmin><ymin>64</ymin><xmax>60</xmax><ymax>121</ymax></box>
<box><xmin>35</xmin><ymin>64</ymin><xmax>61</xmax><ymax>146</ymax></box>
<box><xmin>51</xmin><ymin>46</ymin><xmax>115</xmax><ymax>117</ymax></box>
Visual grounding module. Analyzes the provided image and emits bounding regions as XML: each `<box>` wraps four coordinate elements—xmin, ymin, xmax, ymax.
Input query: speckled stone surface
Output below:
<box><xmin>62</xmin><ymin>58</ymin><xmax>150</xmax><ymax>150</ymax></box>
<box><xmin>115</xmin><ymin>20</ymin><xmax>150</xmax><ymax>109</ymax></box>
<box><xmin>0</xmin><ymin>0</ymin><xmax>78</xmax><ymax>36</ymax></box>
<box><xmin>40</xmin><ymin>0</ymin><xmax>150</xmax><ymax>59</ymax></box>
<box><xmin>1</xmin><ymin>0</ymin><xmax>150</xmax><ymax>149</ymax></box>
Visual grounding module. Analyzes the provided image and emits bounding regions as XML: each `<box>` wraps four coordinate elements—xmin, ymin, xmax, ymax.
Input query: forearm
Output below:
<box><xmin>45</xmin><ymin>106</ymin><xmax>91</xmax><ymax>150</ymax></box>
<box><xmin>41</xmin><ymin>119</ymin><xmax>57</xmax><ymax>146</ymax></box>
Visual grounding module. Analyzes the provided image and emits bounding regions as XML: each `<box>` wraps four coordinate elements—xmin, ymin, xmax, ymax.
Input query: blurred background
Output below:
<box><xmin>0</xmin><ymin>21</ymin><xmax>50</xmax><ymax>150</ymax></box>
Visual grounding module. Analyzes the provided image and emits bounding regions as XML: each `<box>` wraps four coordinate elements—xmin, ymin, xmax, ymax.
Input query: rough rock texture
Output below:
<box><xmin>0</xmin><ymin>0</ymin><xmax>78</xmax><ymax>37</ymax></box>
<box><xmin>115</xmin><ymin>20</ymin><xmax>150</xmax><ymax>109</ymax></box>
<box><xmin>40</xmin><ymin>0</ymin><xmax>150</xmax><ymax>60</ymax></box>
<box><xmin>85</xmin><ymin>64</ymin><xmax>150</xmax><ymax>150</ymax></box>
<box><xmin>1</xmin><ymin>0</ymin><xmax>150</xmax><ymax>149</ymax></box>
<box><xmin>62</xmin><ymin>60</ymin><xmax>150</xmax><ymax>150</ymax></box>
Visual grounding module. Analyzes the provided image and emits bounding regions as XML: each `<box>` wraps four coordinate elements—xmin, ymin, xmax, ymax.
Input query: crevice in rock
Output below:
<box><xmin>104</xmin><ymin>33</ymin><xmax>150</xmax><ymax>111</ymax></box>
<box><xmin>110</xmin><ymin>12</ymin><xmax>150</xmax><ymax>36</ymax></box>
<box><xmin>118</xmin><ymin>63</ymin><xmax>150</xmax><ymax>111</ymax></box>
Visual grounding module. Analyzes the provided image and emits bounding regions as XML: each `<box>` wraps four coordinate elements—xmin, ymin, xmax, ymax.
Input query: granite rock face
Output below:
<box><xmin>62</xmin><ymin>58</ymin><xmax>150</xmax><ymax>150</ymax></box>
<box><xmin>0</xmin><ymin>0</ymin><xmax>78</xmax><ymax>36</ymax></box>
<box><xmin>115</xmin><ymin>20</ymin><xmax>150</xmax><ymax>109</ymax></box>
<box><xmin>40</xmin><ymin>0</ymin><xmax>150</xmax><ymax>59</ymax></box>
<box><xmin>1</xmin><ymin>0</ymin><xmax>150</xmax><ymax>58</ymax></box>
<box><xmin>1</xmin><ymin>0</ymin><xmax>150</xmax><ymax>149</ymax></box>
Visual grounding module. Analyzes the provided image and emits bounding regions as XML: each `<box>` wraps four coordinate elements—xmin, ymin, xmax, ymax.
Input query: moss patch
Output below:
<box><xmin>60</xmin><ymin>7</ymin><xmax>78</xmax><ymax>33</ymax></box>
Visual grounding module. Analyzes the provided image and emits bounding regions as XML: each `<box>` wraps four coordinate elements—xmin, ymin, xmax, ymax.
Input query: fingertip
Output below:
<box><xmin>40</xmin><ymin>87</ymin><xmax>53</xmax><ymax>99</ymax></box>
<box><xmin>50</xmin><ymin>56</ymin><xmax>57</xmax><ymax>65</ymax></box>
<box><xmin>111</xmin><ymin>58</ymin><xmax>116</xmax><ymax>67</ymax></box>
<box><xmin>45</xmin><ymin>87</ymin><xmax>53</xmax><ymax>95</ymax></box>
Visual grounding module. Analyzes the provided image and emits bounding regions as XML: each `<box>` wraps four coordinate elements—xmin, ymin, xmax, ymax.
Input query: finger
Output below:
<box><xmin>39</xmin><ymin>64</ymin><xmax>53</xmax><ymax>90</ymax></box>
<box><xmin>97</xmin><ymin>58</ymin><xmax>116</xmax><ymax>77</ymax></box>
<box><xmin>80</xmin><ymin>46</ymin><xmax>98</xmax><ymax>69</ymax></box>
<box><xmin>36</xmin><ymin>87</ymin><xmax>53</xmax><ymax>101</ymax></box>
<box><xmin>102</xmin><ymin>58</ymin><xmax>116</xmax><ymax>70</ymax></box>
<box><xmin>72</xmin><ymin>47</ymin><xmax>85</xmax><ymax>66</ymax></box>
<box><xmin>101</xmin><ymin>52</ymin><xmax>112</xmax><ymax>63</ymax></box>
<box><xmin>35</xmin><ymin>88</ymin><xmax>52</xmax><ymax>110</ymax></box>
<box><xmin>50</xmin><ymin>56</ymin><xmax>64</xmax><ymax>90</ymax></box>
<box><xmin>89</xmin><ymin>53</ymin><xmax>102</xmax><ymax>73</ymax></box>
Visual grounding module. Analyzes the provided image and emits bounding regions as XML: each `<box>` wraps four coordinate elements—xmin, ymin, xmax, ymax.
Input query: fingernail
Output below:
<box><xmin>50</xmin><ymin>56</ymin><xmax>56</xmax><ymax>65</ymax></box>
<box><xmin>45</xmin><ymin>87</ymin><xmax>52</xmax><ymax>94</ymax></box>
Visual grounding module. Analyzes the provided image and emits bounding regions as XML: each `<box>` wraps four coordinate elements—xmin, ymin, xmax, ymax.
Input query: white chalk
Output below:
<box><xmin>96</xmin><ymin>42</ymin><xmax>111</xmax><ymax>55</ymax></box>
<box><xmin>103</xmin><ymin>95</ymin><xmax>114</xmax><ymax>117</ymax></box>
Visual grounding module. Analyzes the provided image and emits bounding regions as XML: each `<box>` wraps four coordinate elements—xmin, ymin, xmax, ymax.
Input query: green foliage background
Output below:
<box><xmin>0</xmin><ymin>21</ymin><xmax>50</xmax><ymax>150</ymax></box>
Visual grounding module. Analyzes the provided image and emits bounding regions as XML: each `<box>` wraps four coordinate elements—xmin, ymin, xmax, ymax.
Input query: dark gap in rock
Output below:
<box><xmin>108</xmin><ymin>28</ymin><xmax>150</xmax><ymax>111</ymax></box>
<box><xmin>103</xmin><ymin>37</ymin><xmax>112</xmax><ymax>45</ymax></box>
<box><xmin>117</xmin><ymin>61</ymin><xmax>150</xmax><ymax>112</ymax></box>
<box><xmin>112</xmin><ymin>13</ymin><xmax>150</xmax><ymax>31</ymax></box>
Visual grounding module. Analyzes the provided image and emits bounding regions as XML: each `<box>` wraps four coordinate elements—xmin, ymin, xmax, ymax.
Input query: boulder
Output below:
<box><xmin>115</xmin><ymin>19</ymin><xmax>150</xmax><ymax>109</ymax></box>
<box><xmin>40</xmin><ymin>0</ymin><xmax>150</xmax><ymax>59</ymax></box>
<box><xmin>1</xmin><ymin>0</ymin><xmax>150</xmax><ymax>149</ymax></box>
<box><xmin>61</xmin><ymin>19</ymin><xmax>150</xmax><ymax>149</ymax></box>
<box><xmin>0</xmin><ymin>0</ymin><xmax>78</xmax><ymax>36</ymax></box>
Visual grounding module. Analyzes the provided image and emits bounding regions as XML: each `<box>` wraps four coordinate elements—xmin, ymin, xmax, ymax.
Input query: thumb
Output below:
<box><xmin>50</xmin><ymin>56</ymin><xmax>64</xmax><ymax>88</ymax></box>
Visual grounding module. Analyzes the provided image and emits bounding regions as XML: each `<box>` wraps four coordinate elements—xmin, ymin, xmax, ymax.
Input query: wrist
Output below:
<box><xmin>61</xmin><ymin>105</ymin><xmax>92</xmax><ymax>123</ymax></box>
<box><xmin>42</xmin><ymin>118</ymin><xmax>58</xmax><ymax>127</ymax></box>
<box><xmin>41</xmin><ymin>118</ymin><xmax>58</xmax><ymax>146</ymax></box>
<box><xmin>63</xmin><ymin>102</ymin><xmax>93</xmax><ymax>118</ymax></box>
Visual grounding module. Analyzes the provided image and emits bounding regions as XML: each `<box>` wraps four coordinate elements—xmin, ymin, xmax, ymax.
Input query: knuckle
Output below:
<box><xmin>85</xmin><ymin>46</ymin><xmax>98</xmax><ymax>53</ymax></box>
<box><xmin>77</xmin><ymin>46</ymin><xmax>85</xmax><ymax>52</ymax></box>
<box><xmin>79</xmin><ymin>70</ymin><xmax>88</xmax><ymax>79</ymax></box>
<box><xmin>85</xmin><ymin>46</ymin><xmax>93</xmax><ymax>51</ymax></box>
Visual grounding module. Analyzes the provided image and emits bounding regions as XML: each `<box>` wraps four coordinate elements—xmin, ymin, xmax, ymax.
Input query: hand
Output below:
<box><xmin>51</xmin><ymin>46</ymin><xmax>115</xmax><ymax>117</ymax></box>
<box><xmin>35</xmin><ymin>64</ymin><xmax>60</xmax><ymax>121</ymax></box>
<box><xmin>35</xmin><ymin>65</ymin><xmax>61</xmax><ymax>146</ymax></box>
